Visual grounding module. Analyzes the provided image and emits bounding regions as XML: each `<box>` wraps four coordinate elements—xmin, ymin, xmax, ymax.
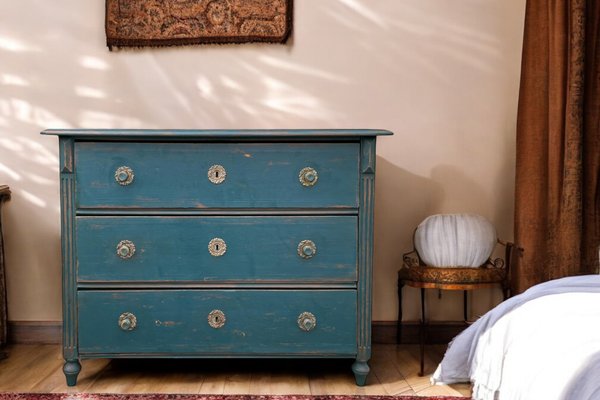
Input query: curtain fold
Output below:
<box><xmin>514</xmin><ymin>0</ymin><xmax>600</xmax><ymax>294</ymax></box>
<box><xmin>582</xmin><ymin>0</ymin><xmax>600</xmax><ymax>281</ymax></box>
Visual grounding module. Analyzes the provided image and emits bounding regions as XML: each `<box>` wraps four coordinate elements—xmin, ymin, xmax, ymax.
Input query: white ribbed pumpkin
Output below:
<box><xmin>414</xmin><ymin>214</ymin><xmax>496</xmax><ymax>268</ymax></box>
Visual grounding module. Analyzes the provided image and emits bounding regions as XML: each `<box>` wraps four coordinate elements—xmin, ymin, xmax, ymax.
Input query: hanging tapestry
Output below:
<box><xmin>105</xmin><ymin>0</ymin><xmax>293</xmax><ymax>49</ymax></box>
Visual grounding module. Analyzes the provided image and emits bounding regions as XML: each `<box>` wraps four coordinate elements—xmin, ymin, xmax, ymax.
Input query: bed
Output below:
<box><xmin>431</xmin><ymin>274</ymin><xmax>600</xmax><ymax>400</ymax></box>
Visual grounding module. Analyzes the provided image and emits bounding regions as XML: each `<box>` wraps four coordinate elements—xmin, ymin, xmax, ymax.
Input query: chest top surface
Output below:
<box><xmin>42</xmin><ymin>129</ymin><xmax>393</xmax><ymax>138</ymax></box>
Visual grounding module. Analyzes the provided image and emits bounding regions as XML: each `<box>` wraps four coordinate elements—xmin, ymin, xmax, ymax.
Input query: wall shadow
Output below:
<box><xmin>373</xmin><ymin>156</ymin><xmax>443</xmax><ymax>321</ymax></box>
<box><xmin>0</xmin><ymin>0</ymin><xmax>525</xmax><ymax>322</ymax></box>
<box><xmin>375</xmin><ymin>158</ymin><xmax>509</xmax><ymax>321</ymax></box>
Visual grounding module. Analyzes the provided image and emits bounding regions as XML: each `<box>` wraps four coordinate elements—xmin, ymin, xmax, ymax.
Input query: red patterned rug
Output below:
<box><xmin>0</xmin><ymin>395</ymin><xmax>468</xmax><ymax>400</ymax></box>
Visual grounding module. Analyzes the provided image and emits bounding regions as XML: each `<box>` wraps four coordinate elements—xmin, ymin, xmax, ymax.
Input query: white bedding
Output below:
<box><xmin>432</xmin><ymin>275</ymin><xmax>600</xmax><ymax>400</ymax></box>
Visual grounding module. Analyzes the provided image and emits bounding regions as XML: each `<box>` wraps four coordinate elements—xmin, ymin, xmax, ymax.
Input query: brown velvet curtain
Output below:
<box><xmin>514</xmin><ymin>0</ymin><xmax>600</xmax><ymax>294</ymax></box>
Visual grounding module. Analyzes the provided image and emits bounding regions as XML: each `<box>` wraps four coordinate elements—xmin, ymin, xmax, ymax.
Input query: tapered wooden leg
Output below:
<box><xmin>463</xmin><ymin>290</ymin><xmax>468</xmax><ymax>321</ymax></box>
<box><xmin>419</xmin><ymin>288</ymin><xmax>426</xmax><ymax>377</ymax></box>
<box><xmin>64</xmin><ymin>359</ymin><xmax>81</xmax><ymax>386</ymax></box>
<box><xmin>352</xmin><ymin>360</ymin><xmax>370</xmax><ymax>386</ymax></box>
<box><xmin>397</xmin><ymin>278</ymin><xmax>405</xmax><ymax>343</ymax></box>
<box><xmin>503</xmin><ymin>284</ymin><xmax>510</xmax><ymax>300</ymax></box>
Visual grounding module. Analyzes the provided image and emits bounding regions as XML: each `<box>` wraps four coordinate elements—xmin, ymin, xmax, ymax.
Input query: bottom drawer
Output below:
<box><xmin>78</xmin><ymin>290</ymin><xmax>357</xmax><ymax>356</ymax></box>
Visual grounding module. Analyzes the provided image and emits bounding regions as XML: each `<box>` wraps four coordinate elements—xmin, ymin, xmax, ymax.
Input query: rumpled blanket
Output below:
<box><xmin>431</xmin><ymin>274</ymin><xmax>600</xmax><ymax>400</ymax></box>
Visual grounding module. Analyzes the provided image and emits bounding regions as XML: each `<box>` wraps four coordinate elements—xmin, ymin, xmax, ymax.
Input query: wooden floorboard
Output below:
<box><xmin>0</xmin><ymin>344</ymin><xmax>471</xmax><ymax>396</ymax></box>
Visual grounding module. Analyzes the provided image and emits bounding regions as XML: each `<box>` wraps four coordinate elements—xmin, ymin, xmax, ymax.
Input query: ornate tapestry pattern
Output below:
<box><xmin>105</xmin><ymin>0</ymin><xmax>293</xmax><ymax>49</ymax></box>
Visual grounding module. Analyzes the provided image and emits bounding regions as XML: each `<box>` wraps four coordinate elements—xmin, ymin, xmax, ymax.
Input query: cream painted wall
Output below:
<box><xmin>0</xmin><ymin>0</ymin><xmax>526</xmax><ymax>323</ymax></box>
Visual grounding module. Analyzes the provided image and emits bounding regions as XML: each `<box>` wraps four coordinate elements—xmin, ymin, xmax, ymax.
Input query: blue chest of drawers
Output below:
<box><xmin>43</xmin><ymin>129</ymin><xmax>392</xmax><ymax>387</ymax></box>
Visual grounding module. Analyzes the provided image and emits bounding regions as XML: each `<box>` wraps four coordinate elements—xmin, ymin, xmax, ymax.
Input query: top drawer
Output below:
<box><xmin>75</xmin><ymin>142</ymin><xmax>359</xmax><ymax>209</ymax></box>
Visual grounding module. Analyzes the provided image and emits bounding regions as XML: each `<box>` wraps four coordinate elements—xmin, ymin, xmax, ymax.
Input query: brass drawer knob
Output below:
<box><xmin>208</xmin><ymin>165</ymin><xmax>226</xmax><ymax>184</ymax></box>
<box><xmin>208</xmin><ymin>238</ymin><xmax>227</xmax><ymax>257</ymax></box>
<box><xmin>118</xmin><ymin>312</ymin><xmax>137</xmax><ymax>331</ymax></box>
<box><xmin>115</xmin><ymin>166</ymin><xmax>134</xmax><ymax>186</ymax></box>
<box><xmin>208</xmin><ymin>310</ymin><xmax>226</xmax><ymax>329</ymax></box>
<box><xmin>297</xmin><ymin>240</ymin><xmax>317</xmax><ymax>259</ymax></box>
<box><xmin>116</xmin><ymin>240</ymin><xmax>136</xmax><ymax>259</ymax></box>
<box><xmin>299</xmin><ymin>167</ymin><xmax>318</xmax><ymax>187</ymax></box>
<box><xmin>297</xmin><ymin>312</ymin><xmax>317</xmax><ymax>332</ymax></box>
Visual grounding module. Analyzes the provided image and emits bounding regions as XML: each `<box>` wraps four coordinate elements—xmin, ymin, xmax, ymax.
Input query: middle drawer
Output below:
<box><xmin>76</xmin><ymin>216</ymin><xmax>357</xmax><ymax>283</ymax></box>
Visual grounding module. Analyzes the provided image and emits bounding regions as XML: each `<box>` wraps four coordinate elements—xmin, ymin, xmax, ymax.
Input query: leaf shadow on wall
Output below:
<box><xmin>0</xmin><ymin>0</ymin><xmax>523</xmax><ymax>323</ymax></box>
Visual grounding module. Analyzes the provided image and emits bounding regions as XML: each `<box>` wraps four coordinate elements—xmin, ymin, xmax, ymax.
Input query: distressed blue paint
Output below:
<box><xmin>78</xmin><ymin>290</ymin><xmax>357</xmax><ymax>355</ymax></box>
<box><xmin>58</xmin><ymin>137</ymin><xmax>79</xmax><ymax>369</ymax></box>
<box><xmin>76</xmin><ymin>216</ymin><xmax>358</xmax><ymax>282</ymax></box>
<box><xmin>75</xmin><ymin>142</ymin><xmax>360</xmax><ymax>209</ymax></box>
<box><xmin>353</xmin><ymin>137</ymin><xmax>377</xmax><ymax>386</ymax></box>
<box><xmin>43</xmin><ymin>129</ymin><xmax>391</xmax><ymax>386</ymax></box>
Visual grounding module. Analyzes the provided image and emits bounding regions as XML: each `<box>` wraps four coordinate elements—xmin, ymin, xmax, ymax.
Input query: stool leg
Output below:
<box><xmin>503</xmin><ymin>284</ymin><xmax>510</xmax><ymax>300</ymax></box>
<box><xmin>419</xmin><ymin>287</ymin><xmax>426</xmax><ymax>377</ymax></box>
<box><xmin>463</xmin><ymin>290</ymin><xmax>468</xmax><ymax>322</ymax></box>
<box><xmin>397</xmin><ymin>279</ymin><xmax>405</xmax><ymax>343</ymax></box>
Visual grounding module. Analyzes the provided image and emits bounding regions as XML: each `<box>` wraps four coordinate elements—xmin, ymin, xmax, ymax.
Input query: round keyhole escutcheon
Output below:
<box><xmin>297</xmin><ymin>240</ymin><xmax>317</xmax><ymax>259</ymax></box>
<box><xmin>208</xmin><ymin>165</ymin><xmax>226</xmax><ymax>184</ymax></box>
<box><xmin>116</xmin><ymin>240</ymin><xmax>136</xmax><ymax>259</ymax></box>
<box><xmin>297</xmin><ymin>312</ymin><xmax>317</xmax><ymax>332</ymax></box>
<box><xmin>208</xmin><ymin>238</ymin><xmax>227</xmax><ymax>257</ymax></box>
<box><xmin>208</xmin><ymin>310</ymin><xmax>226</xmax><ymax>329</ymax></box>
<box><xmin>115</xmin><ymin>166</ymin><xmax>134</xmax><ymax>186</ymax></box>
<box><xmin>299</xmin><ymin>167</ymin><xmax>318</xmax><ymax>187</ymax></box>
<box><xmin>118</xmin><ymin>312</ymin><xmax>137</xmax><ymax>331</ymax></box>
